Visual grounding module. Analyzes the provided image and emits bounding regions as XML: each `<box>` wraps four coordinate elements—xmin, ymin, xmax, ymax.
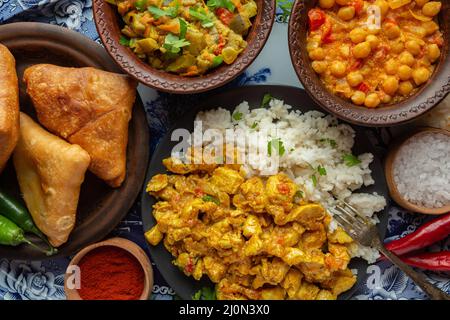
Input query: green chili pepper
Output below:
<box><xmin>0</xmin><ymin>215</ymin><xmax>52</xmax><ymax>255</ymax></box>
<box><xmin>0</xmin><ymin>189</ymin><xmax>57</xmax><ymax>255</ymax></box>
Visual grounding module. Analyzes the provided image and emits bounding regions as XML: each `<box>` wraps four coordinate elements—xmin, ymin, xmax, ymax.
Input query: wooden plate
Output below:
<box><xmin>92</xmin><ymin>0</ymin><xmax>276</xmax><ymax>94</ymax></box>
<box><xmin>288</xmin><ymin>0</ymin><xmax>450</xmax><ymax>127</ymax></box>
<box><xmin>0</xmin><ymin>22</ymin><xmax>150</xmax><ymax>260</ymax></box>
<box><xmin>140</xmin><ymin>85</ymin><xmax>390</xmax><ymax>300</ymax></box>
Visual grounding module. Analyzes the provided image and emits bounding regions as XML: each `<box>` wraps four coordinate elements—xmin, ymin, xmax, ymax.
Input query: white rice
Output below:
<box><xmin>195</xmin><ymin>98</ymin><xmax>386</xmax><ymax>263</ymax></box>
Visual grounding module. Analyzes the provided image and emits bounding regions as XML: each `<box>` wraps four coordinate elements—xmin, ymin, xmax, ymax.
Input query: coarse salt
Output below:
<box><xmin>393</xmin><ymin>132</ymin><xmax>450</xmax><ymax>208</ymax></box>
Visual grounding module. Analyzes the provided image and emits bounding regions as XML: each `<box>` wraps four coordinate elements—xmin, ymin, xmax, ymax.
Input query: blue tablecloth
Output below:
<box><xmin>0</xmin><ymin>0</ymin><xmax>449</xmax><ymax>300</ymax></box>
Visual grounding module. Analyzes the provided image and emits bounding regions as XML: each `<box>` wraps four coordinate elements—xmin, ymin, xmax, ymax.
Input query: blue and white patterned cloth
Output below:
<box><xmin>0</xmin><ymin>0</ymin><xmax>449</xmax><ymax>300</ymax></box>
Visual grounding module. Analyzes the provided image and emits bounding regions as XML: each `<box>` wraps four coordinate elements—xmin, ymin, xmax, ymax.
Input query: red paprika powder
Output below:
<box><xmin>77</xmin><ymin>246</ymin><xmax>145</xmax><ymax>300</ymax></box>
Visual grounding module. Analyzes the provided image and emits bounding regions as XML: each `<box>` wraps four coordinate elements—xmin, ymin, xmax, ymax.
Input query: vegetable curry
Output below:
<box><xmin>107</xmin><ymin>0</ymin><xmax>257</xmax><ymax>76</ymax></box>
<box><xmin>306</xmin><ymin>0</ymin><xmax>443</xmax><ymax>108</ymax></box>
<box><xmin>145</xmin><ymin>153</ymin><xmax>357</xmax><ymax>300</ymax></box>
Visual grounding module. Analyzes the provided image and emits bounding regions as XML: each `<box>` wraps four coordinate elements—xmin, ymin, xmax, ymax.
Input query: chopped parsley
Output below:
<box><xmin>207</xmin><ymin>0</ymin><xmax>235</xmax><ymax>11</ymax></box>
<box><xmin>261</xmin><ymin>93</ymin><xmax>273</xmax><ymax>108</ymax></box>
<box><xmin>163</xmin><ymin>33</ymin><xmax>190</xmax><ymax>54</ymax></box>
<box><xmin>193</xmin><ymin>287</ymin><xmax>216</xmax><ymax>300</ymax></box>
<box><xmin>268</xmin><ymin>138</ymin><xmax>285</xmax><ymax>157</ymax></box>
<box><xmin>317</xmin><ymin>165</ymin><xmax>327</xmax><ymax>176</ymax></box>
<box><xmin>189</xmin><ymin>7</ymin><xmax>215</xmax><ymax>28</ymax></box>
<box><xmin>343</xmin><ymin>153</ymin><xmax>361</xmax><ymax>167</ymax></box>
<box><xmin>119</xmin><ymin>35</ymin><xmax>130</xmax><ymax>46</ymax></box>
<box><xmin>202</xmin><ymin>195</ymin><xmax>220</xmax><ymax>205</ymax></box>
<box><xmin>232</xmin><ymin>111</ymin><xmax>243</xmax><ymax>121</ymax></box>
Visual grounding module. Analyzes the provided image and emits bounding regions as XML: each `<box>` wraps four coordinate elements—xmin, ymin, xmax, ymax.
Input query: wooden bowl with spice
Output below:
<box><xmin>385</xmin><ymin>127</ymin><xmax>450</xmax><ymax>214</ymax></box>
<box><xmin>64</xmin><ymin>237</ymin><xmax>153</xmax><ymax>300</ymax></box>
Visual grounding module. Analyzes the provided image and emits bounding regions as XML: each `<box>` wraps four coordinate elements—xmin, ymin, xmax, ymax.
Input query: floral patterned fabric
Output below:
<box><xmin>0</xmin><ymin>0</ymin><xmax>448</xmax><ymax>300</ymax></box>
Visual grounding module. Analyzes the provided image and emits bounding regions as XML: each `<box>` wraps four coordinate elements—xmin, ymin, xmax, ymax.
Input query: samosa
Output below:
<box><xmin>13</xmin><ymin>113</ymin><xmax>91</xmax><ymax>247</ymax></box>
<box><xmin>23</xmin><ymin>64</ymin><xmax>137</xmax><ymax>187</ymax></box>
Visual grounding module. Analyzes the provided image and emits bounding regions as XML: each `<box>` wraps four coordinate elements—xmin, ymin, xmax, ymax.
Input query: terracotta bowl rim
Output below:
<box><xmin>288</xmin><ymin>0</ymin><xmax>450</xmax><ymax>127</ymax></box>
<box><xmin>92</xmin><ymin>0</ymin><xmax>276</xmax><ymax>94</ymax></box>
<box><xmin>64</xmin><ymin>237</ymin><xmax>154</xmax><ymax>300</ymax></box>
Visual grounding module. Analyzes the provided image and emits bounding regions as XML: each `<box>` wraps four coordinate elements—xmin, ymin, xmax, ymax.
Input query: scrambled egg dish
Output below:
<box><xmin>145</xmin><ymin>158</ymin><xmax>357</xmax><ymax>300</ymax></box>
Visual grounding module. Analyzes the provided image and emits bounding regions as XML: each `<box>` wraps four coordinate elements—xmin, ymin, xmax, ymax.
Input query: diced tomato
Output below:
<box><xmin>277</xmin><ymin>183</ymin><xmax>290</xmax><ymax>195</ymax></box>
<box><xmin>357</xmin><ymin>82</ymin><xmax>370</xmax><ymax>93</ymax></box>
<box><xmin>351</xmin><ymin>0</ymin><xmax>364</xmax><ymax>14</ymax></box>
<box><xmin>214</xmin><ymin>34</ymin><xmax>225</xmax><ymax>55</ymax></box>
<box><xmin>349</xmin><ymin>59</ymin><xmax>363</xmax><ymax>71</ymax></box>
<box><xmin>308</xmin><ymin>8</ymin><xmax>326</xmax><ymax>31</ymax></box>
<box><xmin>185</xmin><ymin>257</ymin><xmax>194</xmax><ymax>273</ymax></box>
<box><xmin>216</xmin><ymin>8</ymin><xmax>234</xmax><ymax>25</ymax></box>
<box><xmin>194</xmin><ymin>187</ymin><xmax>204</xmax><ymax>197</ymax></box>
<box><xmin>321</xmin><ymin>20</ymin><xmax>333</xmax><ymax>43</ymax></box>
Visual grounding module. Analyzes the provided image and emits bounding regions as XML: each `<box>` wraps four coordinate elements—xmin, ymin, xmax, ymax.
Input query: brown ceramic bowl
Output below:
<box><xmin>92</xmin><ymin>0</ymin><xmax>276</xmax><ymax>94</ymax></box>
<box><xmin>288</xmin><ymin>0</ymin><xmax>450</xmax><ymax>127</ymax></box>
<box><xmin>385</xmin><ymin>127</ymin><xmax>450</xmax><ymax>214</ymax></box>
<box><xmin>65</xmin><ymin>237</ymin><xmax>154</xmax><ymax>300</ymax></box>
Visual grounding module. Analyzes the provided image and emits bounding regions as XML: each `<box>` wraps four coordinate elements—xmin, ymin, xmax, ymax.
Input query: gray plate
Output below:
<box><xmin>141</xmin><ymin>85</ymin><xmax>389</xmax><ymax>300</ymax></box>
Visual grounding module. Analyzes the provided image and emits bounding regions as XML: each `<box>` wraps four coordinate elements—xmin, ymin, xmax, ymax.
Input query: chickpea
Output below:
<box><xmin>422</xmin><ymin>2</ymin><xmax>442</xmax><ymax>17</ymax></box>
<box><xmin>384</xmin><ymin>22</ymin><xmax>401</xmax><ymax>39</ymax></box>
<box><xmin>398</xmin><ymin>65</ymin><xmax>412</xmax><ymax>80</ymax></box>
<box><xmin>338</xmin><ymin>6</ymin><xmax>355</xmax><ymax>20</ymax></box>
<box><xmin>412</xmin><ymin>67</ymin><xmax>431</xmax><ymax>85</ymax></box>
<box><xmin>340</xmin><ymin>44</ymin><xmax>351</xmax><ymax>57</ymax></box>
<box><xmin>382</xmin><ymin>76</ymin><xmax>399</xmax><ymax>95</ymax></box>
<box><xmin>306</xmin><ymin>39</ymin><xmax>320</xmax><ymax>52</ymax></box>
<box><xmin>422</xmin><ymin>21</ymin><xmax>439</xmax><ymax>35</ymax></box>
<box><xmin>382</xmin><ymin>94</ymin><xmax>392</xmax><ymax>104</ymax></box>
<box><xmin>405</xmin><ymin>40</ymin><xmax>421</xmax><ymax>56</ymax></box>
<box><xmin>415</xmin><ymin>0</ymin><xmax>430</xmax><ymax>7</ymax></box>
<box><xmin>399</xmin><ymin>51</ymin><xmax>415</xmax><ymax>66</ymax></box>
<box><xmin>364</xmin><ymin>93</ymin><xmax>381</xmax><ymax>108</ymax></box>
<box><xmin>347</xmin><ymin>72</ymin><xmax>364</xmax><ymax>87</ymax></box>
<box><xmin>336</xmin><ymin>0</ymin><xmax>350</xmax><ymax>5</ymax></box>
<box><xmin>312</xmin><ymin>61</ymin><xmax>328</xmax><ymax>74</ymax></box>
<box><xmin>353</xmin><ymin>41</ymin><xmax>372</xmax><ymax>59</ymax></box>
<box><xmin>391</xmin><ymin>41</ymin><xmax>405</xmax><ymax>54</ymax></box>
<box><xmin>398</xmin><ymin>81</ymin><xmax>414</xmax><ymax>96</ymax></box>
<box><xmin>309</xmin><ymin>47</ymin><xmax>325</xmax><ymax>60</ymax></box>
<box><xmin>366</xmin><ymin>35</ymin><xmax>380</xmax><ymax>49</ymax></box>
<box><xmin>374</xmin><ymin>0</ymin><xmax>389</xmax><ymax>16</ymax></box>
<box><xmin>350</xmin><ymin>28</ymin><xmax>367</xmax><ymax>44</ymax></box>
<box><xmin>330</xmin><ymin>61</ymin><xmax>347</xmax><ymax>77</ymax></box>
<box><xmin>351</xmin><ymin>91</ymin><xmax>366</xmax><ymax>105</ymax></box>
<box><xmin>385</xmin><ymin>59</ymin><xmax>398</xmax><ymax>75</ymax></box>
<box><xmin>319</xmin><ymin>0</ymin><xmax>335</xmax><ymax>9</ymax></box>
<box><xmin>411</xmin><ymin>26</ymin><xmax>427</xmax><ymax>38</ymax></box>
<box><xmin>427</xmin><ymin>43</ymin><xmax>441</xmax><ymax>62</ymax></box>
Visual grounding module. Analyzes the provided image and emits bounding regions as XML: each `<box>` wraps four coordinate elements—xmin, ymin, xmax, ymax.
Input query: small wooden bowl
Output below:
<box><xmin>92</xmin><ymin>0</ymin><xmax>276</xmax><ymax>94</ymax></box>
<box><xmin>385</xmin><ymin>127</ymin><xmax>450</xmax><ymax>214</ymax></box>
<box><xmin>64</xmin><ymin>237</ymin><xmax>154</xmax><ymax>300</ymax></box>
<box><xmin>288</xmin><ymin>0</ymin><xmax>450</xmax><ymax>127</ymax></box>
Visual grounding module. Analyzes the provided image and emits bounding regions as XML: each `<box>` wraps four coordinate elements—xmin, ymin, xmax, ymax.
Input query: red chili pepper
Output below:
<box><xmin>401</xmin><ymin>251</ymin><xmax>450</xmax><ymax>271</ymax></box>
<box><xmin>214</xmin><ymin>34</ymin><xmax>225</xmax><ymax>55</ymax></box>
<box><xmin>216</xmin><ymin>8</ymin><xmax>234</xmax><ymax>25</ymax></box>
<box><xmin>351</xmin><ymin>0</ymin><xmax>364</xmax><ymax>14</ymax></box>
<box><xmin>308</xmin><ymin>9</ymin><xmax>326</xmax><ymax>31</ymax></box>
<box><xmin>321</xmin><ymin>19</ymin><xmax>333</xmax><ymax>43</ymax></box>
<box><xmin>357</xmin><ymin>82</ymin><xmax>370</xmax><ymax>93</ymax></box>
<box><xmin>277</xmin><ymin>183</ymin><xmax>291</xmax><ymax>195</ymax></box>
<box><xmin>185</xmin><ymin>257</ymin><xmax>194</xmax><ymax>273</ymax></box>
<box><xmin>194</xmin><ymin>187</ymin><xmax>204</xmax><ymax>197</ymax></box>
<box><xmin>383</xmin><ymin>213</ymin><xmax>450</xmax><ymax>259</ymax></box>
<box><xmin>349</xmin><ymin>59</ymin><xmax>363</xmax><ymax>71</ymax></box>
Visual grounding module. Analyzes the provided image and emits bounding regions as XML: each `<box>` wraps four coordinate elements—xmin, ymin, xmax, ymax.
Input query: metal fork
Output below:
<box><xmin>330</xmin><ymin>201</ymin><xmax>450</xmax><ymax>300</ymax></box>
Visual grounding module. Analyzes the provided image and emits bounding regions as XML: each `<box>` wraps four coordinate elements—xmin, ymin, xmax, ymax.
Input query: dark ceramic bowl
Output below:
<box><xmin>288</xmin><ymin>0</ymin><xmax>450</xmax><ymax>127</ymax></box>
<box><xmin>93</xmin><ymin>0</ymin><xmax>276</xmax><ymax>94</ymax></box>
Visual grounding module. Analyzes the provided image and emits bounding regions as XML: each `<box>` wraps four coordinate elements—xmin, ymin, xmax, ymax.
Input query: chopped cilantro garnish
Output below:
<box><xmin>251</xmin><ymin>122</ymin><xmax>258</xmax><ymax>129</ymax></box>
<box><xmin>320</xmin><ymin>138</ymin><xmax>337</xmax><ymax>148</ymax></box>
<box><xmin>202</xmin><ymin>195</ymin><xmax>220</xmax><ymax>205</ymax></box>
<box><xmin>211</xmin><ymin>55</ymin><xmax>223</xmax><ymax>68</ymax></box>
<box><xmin>192</xmin><ymin>287</ymin><xmax>216</xmax><ymax>300</ymax></box>
<box><xmin>261</xmin><ymin>93</ymin><xmax>273</xmax><ymax>108</ymax></box>
<box><xmin>135</xmin><ymin>0</ymin><xmax>147</xmax><ymax>11</ymax></box>
<box><xmin>148</xmin><ymin>4</ymin><xmax>179</xmax><ymax>19</ymax></box>
<box><xmin>163</xmin><ymin>33</ymin><xmax>190</xmax><ymax>54</ymax></box>
<box><xmin>317</xmin><ymin>165</ymin><xmax>327</xmax><ymax>176</ymax></box>
<box><xmin>268</xmin><ymin>138</ymin><xmax>285</xmax><ymax>157</ymax></box>
<box><xmin>189</xmin><ymin>7</ymin><xmax>215</xmax><ymax>28</ymax></box>
<box><xmin>207</xmin><ymin>0</ymin><xmax>235</xmax><ymax>12</ymax></box>
<box><xmin>343</xmin><ymin>153</ymin><xmax>361</xmax><ymax>167</ymax></box>
<box><xmin>179</xmin><ymin>18</ymin><xmax>187</xmax><ymax>39</ymax></box>
<box><xmin>119</xmin><ymin>35</ymin><xmax>130</xmax><ymax>46</ymax></box>
<box><xmin>232</xmin><ymin>111</ymin><xmax>243</xmax><ymax>121</ymax></box>
<box><xmin>311</xmin><ymin>174</ymin><xmax>317</xmax><ymax>187</ymax></box>
<box><xmin>294</xmin><ymin>190</ymin><xmax>304</xmax><ymax>199</ymax></box>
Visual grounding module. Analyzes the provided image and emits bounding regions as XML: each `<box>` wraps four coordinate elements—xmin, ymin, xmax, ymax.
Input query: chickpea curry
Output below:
<box><xmin>108</xmin><ymin>0</ymin><xmax>257</xmax><ymax>76</ymax></box>
<box><xmin>306</xmin><ymin>0</ymin><xmax>443</xmax><ymax>108</ymax></box>
<box><xmin>145</xmin><ymin>157</ymin><xmax>357</xmax><ymax>300</ymax></box>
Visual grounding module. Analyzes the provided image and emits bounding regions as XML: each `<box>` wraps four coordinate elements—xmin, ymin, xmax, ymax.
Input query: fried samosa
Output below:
<box><xmin>0</xmin><ymin>44</ymin><xmax>19</xmax><ymax>173</ymax></box>
<box><xmin>13</xmin><ymin>113</ymin><xmax>91</xmax><ymax>247</ymax></box>
<box><xmin>23</xmin><ymin>64</ymin><xmax>137</xmax><ymax>187</ymax></box>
